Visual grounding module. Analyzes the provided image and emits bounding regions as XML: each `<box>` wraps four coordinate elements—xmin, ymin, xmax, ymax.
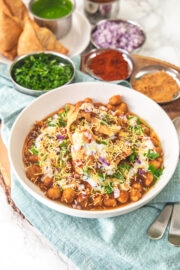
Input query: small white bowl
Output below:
<box><xmin>9</xmin><ymin>82</ymin><xmax>179</xmax><ymax>218</ymax></box>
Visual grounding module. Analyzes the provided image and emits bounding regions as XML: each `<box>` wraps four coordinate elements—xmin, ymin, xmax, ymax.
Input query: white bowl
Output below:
<box><xmin>9</xmin><ymin>82</ymin><xmax>179</xmax><ymax>218</ymax></box>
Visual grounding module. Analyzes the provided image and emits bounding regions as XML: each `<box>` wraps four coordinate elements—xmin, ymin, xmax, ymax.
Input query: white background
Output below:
<box><xmin>1</xmin><ymin>0</ymin><xmax>180</xmax><ymax>269</ymax></box>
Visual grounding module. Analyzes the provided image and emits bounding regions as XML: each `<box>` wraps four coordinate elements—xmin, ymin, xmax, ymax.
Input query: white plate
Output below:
<box><xmin>0</xmin><ymin>11</ymin><xmax>91</xmax><ymax>64</ymax></box>
<box><xmin>60</xmin><ymin>11</ymin><xmax>91</xmax><ymax>56</ymax></box>
<box><xmin>9</xmin><ymin>82</ymin><xmax>179</xmax><ymax>218</ymax></box>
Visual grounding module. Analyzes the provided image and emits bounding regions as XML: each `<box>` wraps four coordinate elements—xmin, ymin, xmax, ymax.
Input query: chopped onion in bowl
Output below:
<box><xmin>92</xmin><ymin>20</ymin><xmax>145</xmax><ymax>53</ymax></box>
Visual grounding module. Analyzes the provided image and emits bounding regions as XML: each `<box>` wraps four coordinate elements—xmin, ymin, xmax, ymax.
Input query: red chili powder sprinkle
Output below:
<box><xmin>88</xmin><ymin>50</ymin><xmax>129</xmax><ymax>81</ymax></box>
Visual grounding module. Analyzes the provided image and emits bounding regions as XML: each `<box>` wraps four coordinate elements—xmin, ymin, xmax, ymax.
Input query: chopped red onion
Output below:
<box><xmin>57</xmin><ymin>134</ymin><xmax>64</xmax><ymax>140</ymax></box>
<box><xmin>84</xmin><ymin>108</ymin><xmax>90</xmax><ymax>112</ymax></box>
<box><xmin>114</xmin><ymin>189</ymin><xmax>120</xmax><ymax>199</ymax></box>
<box><xmin>137</xmin><ymin>160</ymin><xmax>141</xmax><ymax>164</ymax></box>
<box><xmin>98</xmin><ymin>156</ymin><xmax>110</xmax><ymax>166</ymax></box>
<box><xmin>92</xmin><ymin>20</ymin><xmax>145</xmax><ymax>53</ymax></box>
<box><xmin>139</xmin><ymin>169</ymin><xmax>146</xmax><ymax>174</ymax></box>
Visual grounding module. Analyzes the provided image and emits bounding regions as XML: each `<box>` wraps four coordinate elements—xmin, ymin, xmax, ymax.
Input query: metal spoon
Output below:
<box><xmin>147</xmin><ymin>204</ymin><xmax>173</xmax><ymax>240</ymax></box>
<box><xmin>147</xmin><ymin>116</ymin><xmax>180</xmax><ymax>240</ymax></box>
<box><xmin>168</xmin><ymin>116</ymin><xmax>180</xmax><ymax>246</ymax></box>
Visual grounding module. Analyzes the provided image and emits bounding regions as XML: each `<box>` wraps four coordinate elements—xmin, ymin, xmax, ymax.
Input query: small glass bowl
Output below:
<box><xmin>130</xmin><ymin>65</ymin><xmax>180</xmax><ymax>104</ymax></box>
<box><xmin>84</xmin><ymin>48</ymin><xmax>135</xmax><ymax>83</ymax></box>
<box><xmin>9</xmin><ymin>51</ymin><xmax>76</xmax><ymax>97</ymax></box>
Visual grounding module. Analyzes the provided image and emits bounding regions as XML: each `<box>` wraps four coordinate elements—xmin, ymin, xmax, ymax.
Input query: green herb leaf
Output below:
<box><xmin>65</xmin><ymin>105</ymin><xmax>69</xmax><ymax>113</ymax></box>
<box><xmin>100</xmin><ymin>120</ymin><xmax>108</xmax><ymax>125</ymax></box>
<box><xmin>97</xmin><ymin>140</ymin><xmax>107</xmax><ymax>145</ymax></box>
<box><xmin>48</xmin><ymin>123</ymin><xmax>56</xmax><ymax>127</ymax></box>
<box><xmin>137</xmin><ymin>118</ymin><xmax>142</xmax><ymax>125</ymax></box>
<box><xmin>129</xmin><ymin>147</ymin><xmax>137</xmax><ymax>162</ymax></box>
<box><xmin>148</xmin><ymin>164</ymin><xmax>164</xmax><ymax>185</ymax></box>
<box><xmin>147</xmin><ymin>150</ymin><xmax>160</xmax><ymax>160</ymax></box>
<box><xmin>59</xmin><ymin>140</ymin><xmax>68</xmax><ymax>147</ymax></box>
<box><xmin>104</xmin><ymin>182</ymin><xmax>113</xmax><ymax>194</ymax></box>
<box><xmin>98</xmin><ymin>173</ymin><xmax>105</xmax><ymax>180</ymax></box>
<box><xmin>118</xmin><ymin>162</ymin><xmax>131</xmax><ymax>171</ymax></box>
<box><xmin>29</xmin><ymin>145</ymin><xmax>38</xmax><ymax>155</ymax></box>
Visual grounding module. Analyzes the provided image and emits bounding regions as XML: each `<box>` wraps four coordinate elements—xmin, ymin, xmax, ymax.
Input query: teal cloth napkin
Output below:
<box><xmin>0</xmin><ymin>56</ymin><xmax>180</xmax><ymax>270</ymax></box>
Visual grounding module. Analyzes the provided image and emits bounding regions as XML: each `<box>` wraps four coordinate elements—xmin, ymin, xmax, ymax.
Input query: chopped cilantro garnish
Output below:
<box><xmin>65</xmin><ymin>105</ymin><xmax>69</xmax><ymax>113</ymax></box>
<box><xmin>57</xmin><ymin>106</ymin><xmax>69</xmax><ymax>127</ymax></box>
<box><xmin>100</xmin><ymin>120</ymin><xmax>108</xmax><ymax>125</ymax></box>
<box><xmin>137</xmin><ymin>118</ymin><xmax>142</xmax><ymax>125</ymax></box>
<box><xmin>118</xmin><ymin>163</ymin><xmax>131</xmax><ymax>171</ymax></box>
<box><xmin>98</xmin><ymin>173</ymin><xmax>105</xmax><ymax>180</ymax></box>
<box><xmin>104</xmin><ymin>182</ymin><xmax>113</xmax><ymax>194</ymax></box>
<box><xmin>58</xmin><ymin>116</ymin><xmax>67</xmax><ymax>127</ymax></box>
<box><xmin>29</xmin><ymin>145</ymin><xmax>38</xmax><ymax>155</ymax></box>
<box><xmin>48</xmin><ymin>123</ymin><xmax>56</xmax><ymax>127</ymax></box>
<box><xmin>115</xmin><ymin>173</ymin><xmax>123</xmax><ymax>180</ymax></box>
<box><xmin>129</xmin><ymin>147</ymin><xmax>137</xmax><ymax>162</ymax></box>
<box><xmin>59</xmin><ymin>140</ymin><xmax>68</xmax><ymax>147</ymax></box>
<box><xmin>148</xmin><ymin>164</ymin><xmax>164</xmax><ymax>185</ymax></box>
<box><xmin>147</xmin><ymin>150</ymin><xmax>160</xmax><ymax>160</ymax></box>
<box><xmin>128</xmin><ymin>115</ymin><xmax>134</xmax><ymax>119</ymax></box>
<box><xmin>97</xmin><ymin>140</ymin><xmax>107</xmax><ymax>145</ymax></box>
<box><xmin>46</xmin><ymin>117</ymin><xmax>53</xmax><ymax>123</ymax></box>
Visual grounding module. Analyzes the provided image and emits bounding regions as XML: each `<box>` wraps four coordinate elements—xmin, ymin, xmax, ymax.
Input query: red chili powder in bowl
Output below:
<box><xmin>88</xmin><ymin>50</ymin><xmax>129</xmax><ymax>81</ymax></box>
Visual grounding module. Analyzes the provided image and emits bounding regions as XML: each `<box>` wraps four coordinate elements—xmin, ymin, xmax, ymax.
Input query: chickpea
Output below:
<box><xmin>150</xmin><ymin>160</ymin><xmax>161</xmax><ymax>169</ymax></box>
<box><xmin>115</xmin><ymin>103</ymin><xmax>128</xmax><ymax>115</ymax></box>
<box><xmin>145</xmin><ymin>172</ymin><xmax>153</xmax><ymax>187</ymax></box>
<box><xmin>93</xmin><ymin>195</ymin><xmax>103</xmax><ymax>207</ymax></box>
<box><xmin>109</xmin><ymin>95</ymin><xmax>122</xmax><ymax>106</ymax></box>
<box><xmin>24</xmin><ymin>139</ymin><xmax>34</xmax><ymax>156</ymax></box>
<box><xmin>133</xmin><ymin>182</ymin><xmax>142</xmax><ymax>192</ymax></box>
<box><xmin>95</xmin><ymin>102</ymin><xmax>104</xmax><ymax>106</ymax></box>
<box><xmin>43</xmin><ymin>176</ymin><xmax>53</xmax><ymax>188</ymax></box>
<box><xmin>84</xmin><ymin>182</ymin><xmax>92</xmax><ymax>194</ymax></box>
<box><xmin>77</xmin><ymin>194</ymin><xmax>88</xmax><ymax>208</ymax></box>
<box><xmin>26</xmin><ymin>164</ymin><xmax>42</xmax><ymax>181</ymax></box>
<box><xmin>61</xmin><ymin>188</ymin><xmax>76</xmax><ymax>203</ymax></box>
<box><xmin>29</xmin><ymin>155</ymin><xmax>38</xmax><ymax>163</ymax></box>
<box><xmin>151</xmin><ymin>137</ymin><xmax>158</xmax><ymax>147</ymax></box>
<box><xmin>130</xmin><ymin>183</ymin><xmax>142</xmax><ymax>202</ymax></box>
<box><xmin>107</xmin><ymin>104</ymin><xmax>116</xmax><ymax>111</ymax></box>
<box><xmin>104</xmin><ymin>196</ymin><xmax>117</xmax><ymax>207</ymax></box>
<box><xmin>156</xmin><ymin>147</ymin><xmax>162</xmax><ymax>155</ymax></box>
<box><xmin>158</xmin><ymin>157</ymin><xmax>163</xmax><ymax>165</ymax></box>
<box><xmin>27</xmin><ymin>139</ymin><xmax>34</xmax><ymax>149</ymax></box>
<box><xmin>143</xmin><ymin>126</ymin><xmax>150</xmax><ymax>136</ymax></box>
<box><xmin>47</xmin><ymin>187</ymin><xmax>61</xmax><ymax>200</ymax></box>
<box><xmin>117</xmin><ymin>190</ymin><xmax>129</xmax><ymax>204</ymax></box>
<box><xmin>84</xmin><ymin>98</ymin><xmax>93</xmax><ymax>103</ymax></box>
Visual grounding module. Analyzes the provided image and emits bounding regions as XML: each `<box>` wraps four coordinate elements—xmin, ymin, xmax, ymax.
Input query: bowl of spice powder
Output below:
<box><xmin>84</xmin><ymin>48</ymin><xmax>135</xmax><ymax>82</ymax></box>
<box><xmin>130</xmin><ymin>65</ymin><xmax>180</xmax><ymax>104</ymax></box>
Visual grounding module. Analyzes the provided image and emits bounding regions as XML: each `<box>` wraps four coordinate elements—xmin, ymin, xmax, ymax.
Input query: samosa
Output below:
<box><xmin>0</xmin><ymin>0</ymin><xmax>29</xmax><ymax>60</ymax></box>
<box><xmin>17</xmin><ymin>17</ymin><xmax>69</xmax><ymax>56</ymax></box>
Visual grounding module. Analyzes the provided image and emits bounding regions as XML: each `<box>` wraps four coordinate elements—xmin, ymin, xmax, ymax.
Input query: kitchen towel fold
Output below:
<box><xmin>0</xmin><ymin>57</ymin><xmax>180</xmax><ymax>270</ymax></box>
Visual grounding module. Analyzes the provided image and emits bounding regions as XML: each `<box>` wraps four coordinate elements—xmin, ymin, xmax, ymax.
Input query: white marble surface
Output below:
<box><xmin>1</xmin><ymin>0</ymin><xmax>180</xmax><ymax>269</ymax></box>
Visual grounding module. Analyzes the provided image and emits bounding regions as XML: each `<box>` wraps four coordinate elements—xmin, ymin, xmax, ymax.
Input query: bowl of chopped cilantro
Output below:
<box><xmin>10</xmin><ymin>51</ymin><xmax>76</xmax><ymax>96</ymax></box>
